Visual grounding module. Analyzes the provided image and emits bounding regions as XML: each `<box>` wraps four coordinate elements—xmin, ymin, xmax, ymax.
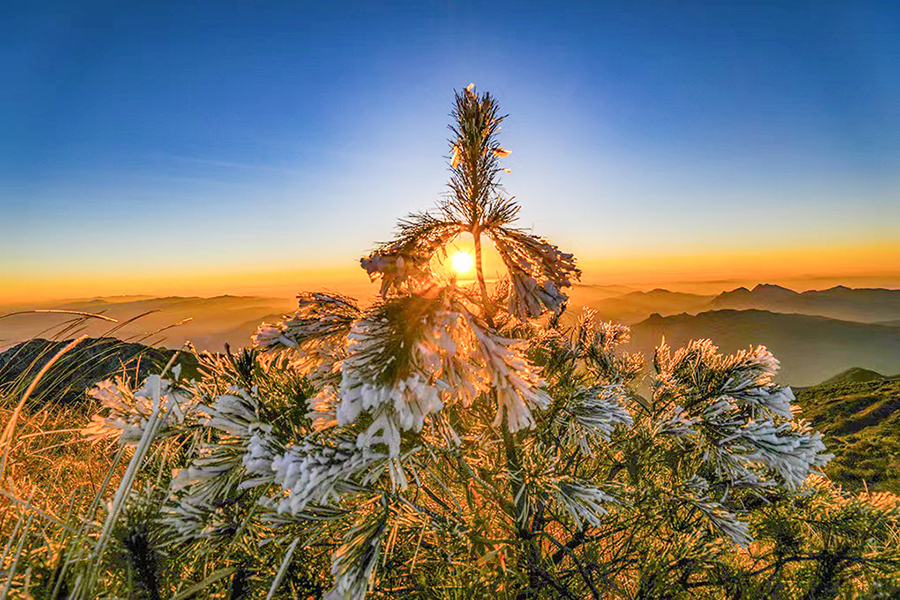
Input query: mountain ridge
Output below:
<box><xmin>568</xmin><ymin>282</ymin><xmax>900</xmax><ymax>325</ymax></box>
<box><xmin>0</xmin><ymin>337</ymin><xmax>199</xmax><ymax>404</ymax></box>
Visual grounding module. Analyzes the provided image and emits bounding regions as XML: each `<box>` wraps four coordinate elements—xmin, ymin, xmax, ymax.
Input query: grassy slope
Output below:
<box><xmin>794</xmin><ymin>374</ymin><xmax>900</xmax><ymax>494</ymax></box>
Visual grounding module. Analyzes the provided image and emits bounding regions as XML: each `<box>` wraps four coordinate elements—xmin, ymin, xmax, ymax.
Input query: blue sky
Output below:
<box><xmin>2</xmin><ymin>1</ymin><xmax>899</xmax><ymax>300</ymax></box>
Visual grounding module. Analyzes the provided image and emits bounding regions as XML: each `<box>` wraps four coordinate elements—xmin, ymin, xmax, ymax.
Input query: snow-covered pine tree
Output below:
<box><xmin>76</xmin><ymin>85</ymin><xmax>900</xmax><ymax>600</ymax></box>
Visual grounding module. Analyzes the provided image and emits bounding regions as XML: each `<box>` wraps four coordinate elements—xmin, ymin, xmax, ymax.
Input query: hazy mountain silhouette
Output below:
<box><xmin>569</xmin><ymin>288</ymin><xmax>712</xmax><ymax>324</ymax></box>
<box><xmin>709</xmin><ymin>284</ymin><xmax>900</xmax><ymax>323</ymax></box>
<box><xmin>572</xmin><ymin>283</ymin><xmax>900</xmax><ymax>325</ymax></box>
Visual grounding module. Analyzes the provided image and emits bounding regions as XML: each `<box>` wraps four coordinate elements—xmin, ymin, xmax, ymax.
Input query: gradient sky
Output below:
<box><xmin>2</xmin><ymin>0</ymin><xmax>899</xmax><ymax>303</ymax></box>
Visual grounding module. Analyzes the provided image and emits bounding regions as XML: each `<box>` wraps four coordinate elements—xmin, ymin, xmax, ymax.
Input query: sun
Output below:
<box><xmin>451</xmin><ymin>251</ymin><xmax>474</xmax><ymax>275</ymax></box>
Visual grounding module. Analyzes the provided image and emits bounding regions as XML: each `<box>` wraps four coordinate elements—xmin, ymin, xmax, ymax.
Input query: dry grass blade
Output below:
<box><xmin>0</xmin><ymin>310</ymin><xmax>118</xmax><ymax>324</ymax></box>
<box><xmin>16</xmin><ymin>428</ymin><xmax>83</xmax><ymax>440</ymax></box>
<box><xmin>0</xmin><ymin>335</ymin><xmax>88</xmax><ymax>481</ymax></box>
<box><xmin>0</xmin><ymin>488</ymin><xmax>36</xmax><ymax>600</ymax></box>
<box><xmin>132</xmin><ymin>318</ymin><xmax>193</xmax><ymax>345</ymax></box>
<box><xmin>102</xmin><ymin>309</ymin><xmax>162</xmax><ymax>338</ymax></box>
<box><xmin>76</xmin><ymin>350</ymin><xmax>181</xmax><ymax>598</ymax></box>
<box><xmin>50</xmin><ymin>444</ymin><xmax>127</xmax><ymax>600</ymax></box>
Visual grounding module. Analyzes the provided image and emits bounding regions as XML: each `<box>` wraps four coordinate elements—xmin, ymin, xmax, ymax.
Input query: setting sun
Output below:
<box><xmin>451</xmin><ymin>250</ymin><xmax>474</xmax><ymax>275</ymax></box>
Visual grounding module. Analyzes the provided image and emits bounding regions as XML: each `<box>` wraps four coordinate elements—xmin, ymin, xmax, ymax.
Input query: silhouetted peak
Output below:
<box><xmin>719</xmin><ymin>286</ymin><xmax>751</xmax><ymax>297</ymax></box>
<box><xmin>751</xmin><ymin>283</ymin><xmax>798</xmax><ymax>296</ymax></box>
<box><xmin>820</xmin><ymin>367</ymin><xmax>887</xmax><ymax>386</ymax></box>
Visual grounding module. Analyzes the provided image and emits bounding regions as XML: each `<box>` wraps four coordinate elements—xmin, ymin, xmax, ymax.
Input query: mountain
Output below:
<box><xmin>570</xmin><ymin>289</ymin><xmax>712</xmax><ymax>324</ymax></box>
<box><xmin>713</xmin><ymin>283</ymin><xmax>799</xmax><ymax>305</ymax></box>
<box><xmin>570</xmin><ymin>284</ymin><xmax>900</xmax><ymax>327</ymax></box>
<box><xmin>566</xmin><ymin>284</ymin><xmax>639</xmax><ymax>308</ymax></box>
<box><xmin>819</xmin><ymin>367</ymin><xmax>895</xmax><ymax>386</ymax></box>
<box><xmin>627</xmin><ymin>309</ymin><xmax>900</xmax><ymax>387</ymax></box>
<box><xmin>0</xmin><ymin>337</ymin><xmax>198</xmax><ymax>404</ymax></box>
<box><xmin>710</xmin><ymin>284</ymin><xmax>900</xmax><ymax>323</ymax></box>
<box><xmin>794</xmin><ymin>376</ymin><xmax>900</xmax><ymax>494</ymax></box>
<box><xmin>0</xmin><ymin>295</ymin><xmax>297</xmax><ymax>352</ymax></box>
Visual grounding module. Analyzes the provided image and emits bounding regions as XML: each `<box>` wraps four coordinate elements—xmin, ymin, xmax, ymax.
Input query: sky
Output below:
<box><xmin>2</xmin><ymin>0</ymin><xmax>899</xmax><ymax>304</ymax></box>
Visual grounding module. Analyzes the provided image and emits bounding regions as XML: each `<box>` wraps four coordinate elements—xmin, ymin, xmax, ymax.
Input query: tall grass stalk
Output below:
<box><xmin>169</xmin><ymin>567</ymin><xmax>236</xmax><ymax>600</ymax></box>
<box><xmin>0</xmin><ymin>335</ymin><xmax>88</xmax><ymax>479</ymax></box>
<box><xmin>0</xmin><ymin>310</ymin><xmax>118</xmax><ymax>324</ymax></box>
<box><xmin>0</xmin><ymin>314</ymin><xmax>203</xmax><ymax>597</ymax></box>
<box><xmin>73</xmin><ymin>351</ymin><xmax>180</xmax><ymax>599</ymax></box>
<box><xmin>49</xmin><ymin>444</ymin><xmax>126</xmax><ymax>600</ymax></box>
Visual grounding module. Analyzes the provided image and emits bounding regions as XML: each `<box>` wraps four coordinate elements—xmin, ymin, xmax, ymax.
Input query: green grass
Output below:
<box><xmin>795</xmin><ymin>378</ymin><xmax>900</xmax><ymax>494</ymax></box>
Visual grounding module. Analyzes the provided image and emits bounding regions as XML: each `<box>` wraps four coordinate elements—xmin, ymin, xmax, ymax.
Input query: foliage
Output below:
<box><xmin>1</xmin><ymin>85</ymin><xmax>899</xmax><ymax>599</ymax></box>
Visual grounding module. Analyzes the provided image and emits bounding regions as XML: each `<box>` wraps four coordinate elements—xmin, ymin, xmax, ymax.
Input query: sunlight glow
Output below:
<box><xmin>451</xmin><ymin>251</ymin><xmax>474</xmax><ymax>275</ymax></box>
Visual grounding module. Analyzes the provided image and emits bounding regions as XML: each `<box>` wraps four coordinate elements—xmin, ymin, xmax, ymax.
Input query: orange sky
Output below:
<box><xmin>3</xmin><ymin>238</ymin><xmax>898</xmax><ymax>307</ymax></box>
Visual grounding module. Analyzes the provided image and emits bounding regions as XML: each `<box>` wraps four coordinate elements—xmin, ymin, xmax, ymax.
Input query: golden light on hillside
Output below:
<box><xmin>451</xmin><ymin>251</ymin><xmax>474</xmax><ymax>275</ymax></box>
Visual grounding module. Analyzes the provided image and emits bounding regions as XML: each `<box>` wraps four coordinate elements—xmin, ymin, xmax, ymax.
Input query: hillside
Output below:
<box><xmin>794</xmin><ymin>375</ymin><xmax>900</xmax><ymax>494</ymax></box>
<box><xmin>0</xmin><ymin>337</ymin><xmax>198</xmax><ymax>404</ymax></box>
<box><xmin>820</xmin><ymin>367</ymin><xmax>896</xmax><ymax>386</ymax></box>
<box><xmin>627</xmin><ymin>309</ymin><xmax>900</xmax><ymax>387</ymax></box>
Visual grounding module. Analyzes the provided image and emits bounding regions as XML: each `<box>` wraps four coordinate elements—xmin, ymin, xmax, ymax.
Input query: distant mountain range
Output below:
<box><xmin>564</xmin><ymin>283</ymin><xmax>900</xmax><ymax>386</ymax></box>
<box><xmin>710</xmin><ymin>284</ymin><xmax>900</xmax><ymax>323</ymax></box>
<box><xmin>568</xmin><ymin>288</ymin><xmax>713</xmax><ymax>325</ymax></box>
<box><xmin>570</xmin><ymin>283</ymin><xmax>900</xmax><ymax>324</ymax></box>
<box><xmin>2</xmin><ymin>284</ymin><xmax>899</xmax><ymax>387</ymax></box>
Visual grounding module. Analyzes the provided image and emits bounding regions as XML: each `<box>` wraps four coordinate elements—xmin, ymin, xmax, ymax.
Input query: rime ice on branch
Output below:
<box><xmin>80</xmin><ymin>85</ymin><xmax>837</xmax><ymax>600</ymax></box>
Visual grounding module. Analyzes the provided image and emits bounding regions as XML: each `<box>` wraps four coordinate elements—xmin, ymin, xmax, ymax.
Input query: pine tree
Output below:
<box><xmin>70</xmin><ymin>85</ymin><xmax>900</xmax><ymax>600</ymax></box>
